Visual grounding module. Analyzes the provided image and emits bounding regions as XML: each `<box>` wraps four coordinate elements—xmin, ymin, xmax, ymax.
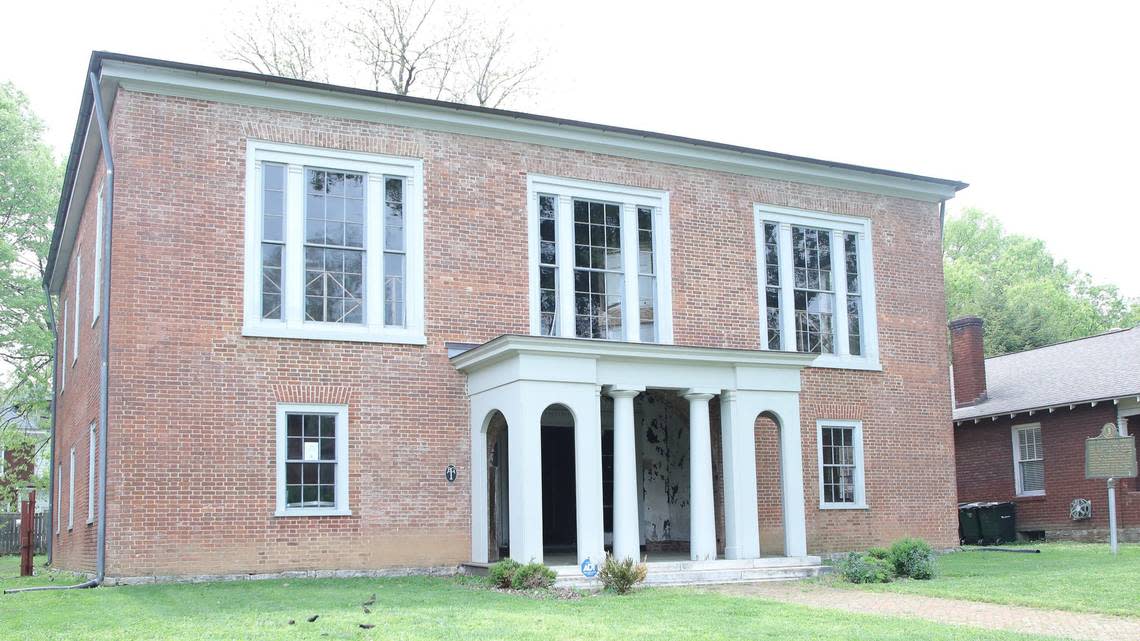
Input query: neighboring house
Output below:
<box><xmin>47</xmin><ymin>51</ymin><xmax>967</xmax><ymax>580</ymax></box>
<box><xmin>0</xmin><ymin>406</ymin><xmax>49</xmax><ymax>512</ymax></box>
<box><xmin>951</xmin><ymin>317</ymin><xmax>1140</xmax><ymax>542</ymax></box>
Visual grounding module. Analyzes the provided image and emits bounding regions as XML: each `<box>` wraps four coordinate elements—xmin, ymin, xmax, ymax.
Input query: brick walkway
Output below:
<box><xmin>708</xmin><ymin>581</ymin><xmax>1140</xmax><ymax>641</ymax></box>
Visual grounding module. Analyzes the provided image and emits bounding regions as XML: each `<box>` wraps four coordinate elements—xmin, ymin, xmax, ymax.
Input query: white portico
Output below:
<box><xmin>453</xmin><ymin>335</ymin><xmax>814</xmax><ymax>567</ymax></box>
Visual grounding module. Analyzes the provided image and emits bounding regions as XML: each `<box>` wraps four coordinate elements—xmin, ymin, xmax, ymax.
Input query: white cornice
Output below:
<box><xmin>99</xmin><ymin>61</ymin><xmax>961</xmax><ymax>203</ymax></box>
<box><xmin>450</xmin><ymin>334</ymin><xmax>817</xmax><ymax>373</ymax></box>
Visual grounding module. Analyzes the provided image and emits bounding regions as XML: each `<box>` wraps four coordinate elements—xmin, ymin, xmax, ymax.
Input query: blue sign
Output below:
<box><xmin>580</xmin><ymin>557</ymin><xmax>598</xmax><ymax>578</ymax></box>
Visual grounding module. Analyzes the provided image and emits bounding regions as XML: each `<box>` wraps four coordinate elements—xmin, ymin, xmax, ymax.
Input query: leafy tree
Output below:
<box><xmin>944</xmin><ymin>209</ymin><xmax>1140</xmax><ymax>356</ymax></box>
<box><xmin>0</xmin><ymin>81</ymin><xmax>61</xmax><ymax>483</ymax></box>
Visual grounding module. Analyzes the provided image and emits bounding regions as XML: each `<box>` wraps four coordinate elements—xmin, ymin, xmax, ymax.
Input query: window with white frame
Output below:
<box><xmin>275</xmin><ymin>403</ymin><xmax>349</xmax><ymax>516</ymax></box>
<box><xmin>87</xmin><ymin>422</ymin><xmax>96</xmax><ymax>524</ymax></box>
<box><xmin>1012</xmin><ymin>423</ymin><xmax>1045</xmax><ymax>496</ymax></box>
<box><xmin>756</xmin><ymin>205</ymin><xmax>879</xmax><ymax>369</ymax></box>
<box><xmin>60</xmin><ymin>300</ymin><xmax>67</xmax><ymax>391</ymax></box>
<box><xmin>243</xmin><ymin>141</ymin><xmax>425</xmax><ymax>344</ymax></box>
<box><xmin>817</xmin><ymin>420</ymin><xmax>866</xmax><ymax>508</ymax></box>
<box><xmin>56</xmin><ymin>463</ymin><xmax>62</xmax><ymax>535</ymax></box>
<box><xmin>92</xmin><ymin>185</ymin><xmax>103</xmax><ymax>325</ymax></box>
<box><xmin>527</xmin><ymin>176</ymin><xmax>672</xmax><ymax>343</ymax></box>
<box><xmin>67</xmin><ymin>447</ymin><xmax>75</xmax><ymax>531</ymax></box>
<box><xmin>72</xmin><ymin>255</ymin><xmax>80</xmax><ymax>365</ymax></box>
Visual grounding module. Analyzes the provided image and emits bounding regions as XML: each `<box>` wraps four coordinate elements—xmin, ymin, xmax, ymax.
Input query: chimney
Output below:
<box><xmin>949</xmin><ymin>316</ymin><xmax>987</xmax><ymax>408</ymax></box>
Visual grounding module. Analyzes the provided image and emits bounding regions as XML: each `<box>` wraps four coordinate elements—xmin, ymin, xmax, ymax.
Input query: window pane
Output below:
<box><xmin>284</xmin><ymin>413</ymin><xmax>340</xmax><ymax>509</ymax></box>
<box><xmin>261</xmin><ymin>163</ymin><xmax>287</xmax><ymax>320</ymax></box>
<box><xmin>1021</xmin><ymin>460</ymin><xmax>1045</xmax><ymax>492</ymax></box>
<box><xmin>304</xmin><ymin>169</ymin><xmax>367</xmax><ymax>324</ymax></box>
<box><xmin>762</xmin><ymin>223</ymin><xmax>782</xmax><ymax>350</ymax></box>
<box><xmin>573</xmin><ymin>199</ymin><xmax>623</xmax><ymax>339</ymax></box>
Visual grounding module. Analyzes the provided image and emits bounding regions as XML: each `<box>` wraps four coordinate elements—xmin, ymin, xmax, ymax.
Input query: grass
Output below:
<box><xmin>0</xmin><ymin>556</ymin><xmax>1063</xmax><ymax>641</ymax></box>
<box><xmin>835</xmin><ymin>542</ymin><xmax>1139</xmax><ymax>617</ymax></box>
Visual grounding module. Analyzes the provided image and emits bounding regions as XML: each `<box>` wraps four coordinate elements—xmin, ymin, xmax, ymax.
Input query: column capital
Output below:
<box><xmin>605</xmin><ymin>385</ymin><xmax>644</xmax><ymax>399</ymax></box>
<box><xmin>681</xmin><ymin>388</ymin><xmax>718</xmax><ymax>401</ymax></box>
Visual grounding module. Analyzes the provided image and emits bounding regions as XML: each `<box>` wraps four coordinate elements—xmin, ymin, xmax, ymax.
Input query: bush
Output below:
<box><xmin>598</xmin><ymin>555</ymin><xmax>648</xmax><ymax>594</ymax></box>
<box><xmin>837</xmin><ymin>552</ymin><xmax>893</xmax><ymax>584</ymax></box>
<box><xmin>510</xmin><ymin>562</ymin><xmax>557</xmax><ymax>590</ymax></box>
<box><xmin>888</xmin><ymin>538</ymin><xmax>936</xmax><ymax>580</ymax></box>
<box><xmin>865</xmin><ymin>547</ymin><xmax>890</xmax><ymax>561</ymax></box>
<box><xmin>488</xmin><ymin>558</ymin><xmax>521</xmax><ymax>589</ymax></box>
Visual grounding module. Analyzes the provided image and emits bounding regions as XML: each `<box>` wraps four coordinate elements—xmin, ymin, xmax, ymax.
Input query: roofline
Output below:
<box><xmin>953</xmin><ymin>392</ymin><xmax>1140</xmax><ymax>425</ymax></box>
<box><xmin>45</xmin><ymin>50</ymin><xmax>969</xmax><ymax>288</ymax></box>
<box><xmin>984</xmin><ymin>326</ymin><xmax>1138</xmax><ymax>362</ymax></box>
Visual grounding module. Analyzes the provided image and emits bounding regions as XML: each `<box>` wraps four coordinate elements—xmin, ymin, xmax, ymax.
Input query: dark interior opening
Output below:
<box><xmin>541</xmin><ymin>424</ymin><xmax>576</xmax><ymax>552</ymax></box>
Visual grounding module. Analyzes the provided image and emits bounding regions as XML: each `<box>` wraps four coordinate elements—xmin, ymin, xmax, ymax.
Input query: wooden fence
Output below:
<box><xmin>0</xmin><ymin>512</ymin><xmax>47</xmax><ymax>555</ymax></box>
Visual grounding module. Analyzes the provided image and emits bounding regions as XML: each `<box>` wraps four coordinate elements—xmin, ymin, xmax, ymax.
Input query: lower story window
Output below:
<box><xmin>275</xmin><ymin>403</ymin><xmax>350</xmax><ymax>516</ymax></box>
<box><xmin>817</xmin><ymin>420</ymin><xmax>866</xmax><ymax>508</ymax></box>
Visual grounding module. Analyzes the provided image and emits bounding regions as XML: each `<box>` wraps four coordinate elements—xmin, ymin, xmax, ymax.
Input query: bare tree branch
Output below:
<box><xmin>223</xmin><ymin>3</ymin><xmax>331</xmax><ymax>82</ymax></box>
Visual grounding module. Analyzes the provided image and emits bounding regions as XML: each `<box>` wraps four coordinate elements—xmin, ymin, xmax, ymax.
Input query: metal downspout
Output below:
<box><xmin>6</xmin><ymin>70</ymin><xmax>112</xmax><ymax>593</ymax></box>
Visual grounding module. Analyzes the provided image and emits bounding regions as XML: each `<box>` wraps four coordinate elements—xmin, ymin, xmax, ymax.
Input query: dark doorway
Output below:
<box><xmin>486</xmin><ymin>411</ymin><xmax>509</xmax><ymax>561</ymax></box>
<box><xmin>541</xmin><ymin>422</ymin><xmax>577</xmax><ymax>552</ymax></box>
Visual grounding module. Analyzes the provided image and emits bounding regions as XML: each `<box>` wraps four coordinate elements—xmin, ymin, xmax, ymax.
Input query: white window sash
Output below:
<box><xmin>88</xmin><ymin>423</ymin><xmax>96</xmax><ymax>524</ymax></box>
<box><xmin>816</xmin><ymin>419</ymin><xmax>867</xmax><ymax>509</ymax></box>
<box><xmin>93</xmin><ymin>185</ymin><xmax>103</xmax><ymax>325</ymax></box>
<box><xmin>526</xmin><ymin>175</ymin><xmax>673</xmax><ymax>344</ymax></box>
<box><xmin>1011</xmin><ymin>423</ymin><xmax>1045</xmax><ymax>496</ymax></box>
<box><xmin>56</xmin><ymin>463</ymin><xmax>62</xmax><ymax>535</ymax></box>
<box><xmin>72</xmin><ymin>255</ymin><xmax>80</xmax><ymax>365</ymax></box>
<box><xmin>242</xmin><ymin>140</ymin><xmax>425</xmax><ymax>345</ymax></box>
<box><xmin>67</xmin><ymin>448</ymin><xmax>75</xmax><ymax>531</ymax></box>
<box><xmin>274</xmin><ymin>403</ymin><xmax>351</xmax><ymax>517</ymax></box>
<box><xmin>60</xmin><ymin>301</ymin><xmax>67</xmax><ymax>392</ymax></box>
<box><xmin>756</xmin><ymin>205</ymin><xmax>880</xmax><ymax>370</ymax></box>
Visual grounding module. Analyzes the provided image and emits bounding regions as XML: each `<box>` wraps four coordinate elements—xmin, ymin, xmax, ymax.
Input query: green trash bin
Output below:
<box><xmin>958</xmin><ymin>503</ymin><xmax>983</xmax><ymax>545</ymax></box>
<box><xmin>977</xmin><ymin>501</ymin><xmax>1017</xmax><ymax>545</ymax></box>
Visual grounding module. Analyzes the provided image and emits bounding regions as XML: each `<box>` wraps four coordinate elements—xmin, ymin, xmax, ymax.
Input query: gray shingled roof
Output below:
<box><xmin>953</xmin><ymin>325</ymin><xmax>1140</xmax><ymax>421</ymax></box>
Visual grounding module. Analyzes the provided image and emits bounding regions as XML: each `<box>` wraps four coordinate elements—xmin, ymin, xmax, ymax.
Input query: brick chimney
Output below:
<box><xmin>949</xmin><ymin>316</ymin><xmax>987</xmax><ymax>408</ymax></box>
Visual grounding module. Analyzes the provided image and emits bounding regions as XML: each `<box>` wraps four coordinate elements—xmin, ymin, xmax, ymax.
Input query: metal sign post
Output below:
<box><xmin>1085</xmin><ymin>423</ymin><xmax>1136</xmax><ymax>556</ymax></box>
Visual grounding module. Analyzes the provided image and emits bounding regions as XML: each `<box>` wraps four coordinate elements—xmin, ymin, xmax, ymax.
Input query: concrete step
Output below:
<box><xmin>552</xmin><ymin>557</ymin><xmax>823</xmax><ymax>589</ymax></box>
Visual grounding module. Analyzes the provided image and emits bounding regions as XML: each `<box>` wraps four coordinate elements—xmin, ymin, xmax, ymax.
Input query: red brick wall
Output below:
<box><xmin>949</xmin><ymin>316</ymin><xmax>987</xmax><ymax>407</ymax></box>
<box><xmin>955</xmin><ymin>405</ymin><xmax>1140</xmax><ymax>541</ymax></box>
<box><xmin>50</xmin><ymin>87</ymin><xmax>956</xmax><ymax>576</ymax></box>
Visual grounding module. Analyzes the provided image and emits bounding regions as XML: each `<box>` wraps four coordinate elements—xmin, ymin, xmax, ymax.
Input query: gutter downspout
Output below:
<box><xmin>42</xmin><ymin>284</ymin><xmax>58</xmax><ymax>567</ymax></box>
<box><xmin>6</xmin><ymin>71</ymin><xmax>112</xmax><ymax>594</ymax></box>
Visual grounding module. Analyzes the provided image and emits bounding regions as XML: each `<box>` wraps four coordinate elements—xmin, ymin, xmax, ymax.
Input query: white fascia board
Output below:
<box><xmin>100</xmin><ymin>61</ymin><xmax>961</xmax><ymax>202</ymax></box>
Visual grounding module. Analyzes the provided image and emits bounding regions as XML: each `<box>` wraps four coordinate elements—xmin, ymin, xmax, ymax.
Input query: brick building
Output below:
<box><xmin>951</xmin><ymin>317</ymin><xmax>1140</xmax><ymax>542</ymax></box>
<box><xmin>47</xmin><ymin>52</ymin><xmax>967</xmax><ymax>581</ymax></box>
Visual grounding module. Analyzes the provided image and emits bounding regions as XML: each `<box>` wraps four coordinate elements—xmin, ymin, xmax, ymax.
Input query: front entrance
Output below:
<box><xmin>541</xmin><ymin>423</ymin><xmax>577</xmax><ymax>554</ymax></box>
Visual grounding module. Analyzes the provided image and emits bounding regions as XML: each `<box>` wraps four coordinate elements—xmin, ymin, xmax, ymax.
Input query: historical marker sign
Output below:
<box><xmin>1085</xmin><ymin>424</ymin><xmax>1137</xmax><ymax>480</ymax></box>
<box><xmin>445</xmin><ymin>464</ymin><xmax>458</xmax><ymax>483</ymax></box>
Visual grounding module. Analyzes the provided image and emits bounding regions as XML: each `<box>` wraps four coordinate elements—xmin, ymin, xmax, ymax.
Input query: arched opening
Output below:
<box><xmin>540</xmin><ymin>404</ymin><xmax>576</xmax><ymax>561</ymax></box>
<box><xmin>755</xmin><ymin>411</ymin><xmax>785</xmax><ymax>555</ymax></box>
<box><xmin>485</xmin><ymin>410</ymin><xmax>509</xmax><ymax>562</ymax></box>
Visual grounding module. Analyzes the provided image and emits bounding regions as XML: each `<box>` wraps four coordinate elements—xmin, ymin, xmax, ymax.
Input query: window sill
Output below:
<box><xmin>273</xmin><ymin>508</ymin><xmax>353</xmax><ymax>518</ymax></box>
<box><xmin>819</xmin><ymin>503</ymin><xmax>869</xmax><ymax>510</ymax></box>
<box><xmin>243</xmin><ymin>323</ymin><xmax>426</xmax><ymax>345</ymax></box>
<box><xmin>1014</xmin><ymin>493</ymin><xmax>1046</xmax><ymax>501</ymax></box>
<box><xmin>807</xmin><ymin>354</ymin><xmax>882</xmax><ymax>371</ymax></box>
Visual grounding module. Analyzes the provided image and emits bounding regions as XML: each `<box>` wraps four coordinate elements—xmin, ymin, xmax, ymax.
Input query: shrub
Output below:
<box><xmin>888</xmin><ymin>538</ymin><xmax>936</xmax><ymax>580</ymax></box>
<box><xmin>488</xmin><ymin>558</ymin><xmax>521</xmax><ymax>589</ymax></box>
<box><xmin>510</xmin><ymin>562</ymin><xmax>557</xmax><ymax>590</ymax></box>
<box><xmin>598</xmin><ymin>555</ymin><xmax>648</xmax><ymax>594</ymax></box>
<box><xmin>865</xmin><ymin>547</ymin><xmax>890</xmax><ymax>561</ymax></box>
<box><xmin>836</xmin><ymin>552</ymin><xmax>893</xmax><ymax>584</ymax></box>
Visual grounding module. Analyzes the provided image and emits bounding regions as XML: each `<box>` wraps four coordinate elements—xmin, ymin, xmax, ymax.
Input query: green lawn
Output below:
<box><xmin>0</xmin><ymin>556</ymin><xmax>1063</xmax><ymax>641</ymax></box>
<box><xmin>837</xmin><ymin>542</ymin><xmax>1139</xmax><ymax>617</ymax></box>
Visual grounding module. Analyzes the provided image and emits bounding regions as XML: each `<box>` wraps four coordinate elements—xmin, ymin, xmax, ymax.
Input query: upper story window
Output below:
<box><xmin>243</xmin><ymin>141</ymin><xmax>424</xmax><ymax>344</ymax></box>
<box><xmin>527</xmin><ymin>175</ymin><xmax>672</xmax><ymax>344</ymax></box>
<box><xmin>755</xmin><ymin>205</ymin><xmax>880</xmax><ymax>370</ymax></box>
<box><xmin>1012</xmin><ymin>423</ymin><xmax>1044</xmax><ymax>496</ymax></box>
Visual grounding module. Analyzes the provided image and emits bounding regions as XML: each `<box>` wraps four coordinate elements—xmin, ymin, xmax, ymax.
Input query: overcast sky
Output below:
<box><xmin>4</xmin><ymin>1</ymin><xmax>1137</xmax><ymax>296</ymax></box>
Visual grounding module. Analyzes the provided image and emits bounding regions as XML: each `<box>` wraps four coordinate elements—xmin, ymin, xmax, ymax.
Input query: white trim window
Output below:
<box><xmin>67</xmin><ymin>447</ymin><xmax>75</xmax><ymax>531</ymax></box>
<box><xmin>755</xmin><ymin>205</ymin><xmax>880</xmax><ymax>370</ymax></box>
<box><xmin>1012</xmin><ymin>423</ymin><xmax>1045</xmax><ymax>496</ymax></box>
<box><xmin>275</xmin><ymin>403</ymin><xmax>350</xmax><ymax>517</ymax></box>
<box><xmin>56</xmin><ymin>463</ymin><xmax>62</xmax><ymax>535</ymax></box>
<box><xmin>243</xmin><ymin>141</ymin><xmax>425</xmax><ymax>344</ymax></box>
<box><xmin>92</xmin><ymin>185</ymin><xmax>103</xmax><ymax>325</ymax></box>
<box><xmin>72</xmin><ymin>255</ymin><xmax>80</xmax><ymax>365</ymax></box>
<box><xmin>87</xmin><ymin>422</ymin><xmax>96</xmax><ymax>525</ymax></box>
<box><xmin>526</xmin><ymin>175</ymin><xmax>673</xmax><ymax>343</ymax></box>
<box><xmin>60</xmin><ymin>300</ymin><xmax>67</xmax><ymax>392</ymax></box>
<box><xmin>817</xmin><ymin>420</ymin><xmax>866</xmax><ymax>509</ymax></box>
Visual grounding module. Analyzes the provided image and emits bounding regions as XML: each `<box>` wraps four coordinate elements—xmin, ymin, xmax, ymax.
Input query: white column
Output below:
<box><xmin>573</xmin><ymin>385</ymin><xmax>606</xmax><ymax>566</ymax></box>
<box><xmin>470</xmin><ymin>409</ymin><xmax>489</xmax><ymax>563</ymax></box>
<box><xmin>607</xmin><ymin>386</ymin><xmax>643</xmax><ymax>561</ymax></box>
<box><xmin>556</xmin><ymin>195</ymin><xmax>576</xmax><ymax>338</ymax></box>
<box><xmin>683</xmin><ymin>389</ymin><xmax>718</xmax><ymax>561</ymax></box>
<box><xmin>508</xmin><ymin>395</ymin><xmax>544</xmax><ymax>564</ymax></box>
<box><xmin>719</xmin><ymin>391</ymin><xmax>761</xmax><ymax>559</ymax></box>
<box><xmin>777</xmin><ymin>223</ymin><xmax>796</xmax><ymax>350</ymax></box>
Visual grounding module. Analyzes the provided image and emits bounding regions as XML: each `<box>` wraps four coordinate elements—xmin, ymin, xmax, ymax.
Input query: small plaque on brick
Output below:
<box><xmin>1085</xmin><ymin>423</ymin><xmax>1138</xmax><ymax>479</ymax></box>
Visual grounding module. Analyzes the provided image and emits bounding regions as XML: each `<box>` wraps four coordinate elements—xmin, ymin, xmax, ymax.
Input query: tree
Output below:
<box><xmin>223</xmin><ymin>0</ymin><xmax>542</xmax><ymax>108</ymax></box>
<box><xmin>0</xmin><ymin>82</ymin><xmax>60</xmax><ymax>497</ymax></box>
<box><xmin>944</xmin><ymin>208</ymin><xmax>1140</xmax><ymax>356</ymax></box>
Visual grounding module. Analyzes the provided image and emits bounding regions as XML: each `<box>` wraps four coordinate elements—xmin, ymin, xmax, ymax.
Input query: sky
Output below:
<box><xmin>3</xmin><ymin>0</ymin><xmax>1138</xmax><ymax>296</ymax></box>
